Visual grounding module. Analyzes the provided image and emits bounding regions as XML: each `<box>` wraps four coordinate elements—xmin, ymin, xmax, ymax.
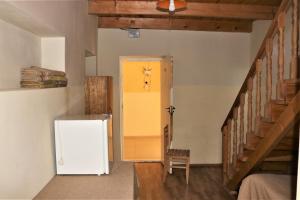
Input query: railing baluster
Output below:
<box><xmin>277</xmin><ymin>12</ymin><xmax>285</xmax><ymax>99</ymax></box>
<box><xmin>247</xmin><ymin>78</ymin><xmax>254</xmax><ymax>136</ymax></box>
<box><xmin>266</xmin><ymin>39</ymin><xmax>273</xmax><ymax>103</ymax></box>
<box><xmin>239</xmin><ymin>94</ymin><xmax>245</xmax><ymax>158</ymax></box>
<box><xmin>233</xmin><ymin>108</ymin><xmax>238</xmax><ymax>170</ymax></box>
<box><xmin>256</xmin><ymin>59</ymin><xmax>262</xmax><ymax>125</ymax></box>
<box><xmin>227</xmin><ymin>119</ymin><xmax>232</xmax><ymax>179</ymax></box>
<box><xmin>222</xmin><ymin>125</ymin><xmax>228</xmax><ymax>184</ymax></box>
<box><xmin>291</xmin><ymin>0</ymin><xmax>299</xmax><ymax>79</ymax></box>
<box><xmin>265</xmin><ymin>38</ymin><xmax>273</xmax><ymax>119</ymax></box>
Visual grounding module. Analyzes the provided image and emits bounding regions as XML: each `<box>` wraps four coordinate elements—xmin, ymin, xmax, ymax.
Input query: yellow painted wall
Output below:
<box><xmin>122</xmin><ymin>60</ymin><xmax>161</xmax><ymax>160</ymax></box>
<box><xmin>123</xmin><ymin>60</ymin><xmax>161</xmax><ymax>93</ymax></box>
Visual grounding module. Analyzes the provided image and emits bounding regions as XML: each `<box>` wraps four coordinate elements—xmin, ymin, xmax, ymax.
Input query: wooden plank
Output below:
<box><xmin>226</xmin><ymin>91</ymin><xmax>300</xmax><ymax>190</ymax></box>
<box><xmin>89</xmin><ymin>1</ymin><xmax>277</xmax><ymax>20</ymax></box>
<box><xmin>92</xmin><ymin>0</ymin><xmax>282</xmax><ymax>6</ymax></box>
<box><xmin>99</xmin><ymin>17</ymin><xmax>252</xmax><ymax>32</ymax></box>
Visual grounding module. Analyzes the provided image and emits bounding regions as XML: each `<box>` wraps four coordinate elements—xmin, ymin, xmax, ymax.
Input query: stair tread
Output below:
<box><xmin>266</xmin><ymin>150</ymin><xmax>297</xmax><ymax>160</ymax></box>
<box><xmin>270</xmin><ymin>99</ymin><xmax>288</xmax><ymax>105</ymax></box>
<box><xmin>238</xmin><ymin>150</ymin><xmax>252</xmax><ymax>162</ymax></box>
<box><xmin>283</xmin><ymin>79</ymin><xmax>300</xmax><ymax>84</ymax></box>
<box><xmin>275</xmin><ymin>137</ymin><xmax>298</xmax><ymax>151</ymax></box>
<box><xmin>260</xmin><ymin>118</ymin><xmax>275</xmax><ymax>124</ymax></box>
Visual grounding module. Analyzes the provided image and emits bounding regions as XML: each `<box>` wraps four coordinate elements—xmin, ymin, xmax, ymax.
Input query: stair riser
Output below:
<box><xmin>280</xmin><ymin>80</ymin><xmax>300</xmax><ymax>101</ymax></box>
<box><xmin>265</xmin><ymin>103</ymin><xmax>287</xmax><ymax>122</ymax></box>
<box><xmin>275</xmin><ymin>137</ymin><xmax>299</xmax><ymax>151</ymax></box>
<box><xmin>256</xmin><ymin>123</ymin><xmax>272</xmax><ymax>137</ymax></box>
<box><xmin>245</xmin><ymin>132</ymin><xmax>260</xmax><ymax>150</ymax></box>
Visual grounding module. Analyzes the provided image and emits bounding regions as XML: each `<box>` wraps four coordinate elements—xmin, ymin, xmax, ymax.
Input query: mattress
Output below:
<box><xmin>238</xmin><ymin>174</ymin><xmax>296</xmax><ymax>200</ymax></box>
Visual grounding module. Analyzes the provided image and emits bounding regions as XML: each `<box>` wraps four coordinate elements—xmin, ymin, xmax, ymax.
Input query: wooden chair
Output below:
<box><xmin>163</xmin><ymin>125</ymin><xmax>190</xmax><ymax>184</ymax></box>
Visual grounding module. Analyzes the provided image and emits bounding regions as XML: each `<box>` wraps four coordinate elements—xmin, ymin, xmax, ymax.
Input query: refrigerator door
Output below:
<box><xmin>55</xmin><ymin>119</ymin><xmax>107</xmax><ymax>175</ymax></box>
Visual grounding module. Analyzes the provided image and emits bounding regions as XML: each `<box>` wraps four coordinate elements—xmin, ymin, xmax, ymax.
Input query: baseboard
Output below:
<box><xmin>133</xmin><ymin>161</ymin><xmax>222</xmax><ymax>168</ymax></box>
<box><xmin>190</xmin><ymin>163</ymin><xmax>222</xmax><ymax>168</ymax></box>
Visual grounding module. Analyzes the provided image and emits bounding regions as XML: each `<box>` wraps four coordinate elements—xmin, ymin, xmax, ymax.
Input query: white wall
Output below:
<box><xmin>85</xmin><ymin>56</ymin><xmax>97</xmax><ymax>76</ymax></box>
<box><xmin>0</xmin><ymin>18</ymin><xmax>41</xmax><ymax>89</ymax></box>
<box><xmin>98</xmin><ymin>29</ymin><xmax>250</xmax><ymax>163</ymax></box>
<box><xmin>41</xmin><ymin>37</ymin><xmax>65</xmax><ymax>72</ymax></box>
<box><xmin>0</xmin><ymin>88</ymin><xmax>67</xmax><ymax>199</ymax></box>
<box><xmin>250</xmin><ymin>20</ymin><xmax>271</xmax><ymax>63</ymax></box>
<box><xmin>0</xmin><ymin>0</ymin><xmax>98</xmax><ymax>198</ymax></box>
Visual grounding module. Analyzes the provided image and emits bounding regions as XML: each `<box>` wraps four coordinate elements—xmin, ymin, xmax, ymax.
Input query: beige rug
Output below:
<box><xmin>34</xmin><ymin>162</ymin><xmax>135</xmax><ymax>200</ymax></box>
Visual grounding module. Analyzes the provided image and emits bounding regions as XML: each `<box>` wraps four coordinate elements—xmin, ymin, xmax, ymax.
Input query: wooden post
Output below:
<box><xmin>222</xmin><ymin>125</ymin><xmax>228</xmax><ymax>184</ymax></box>
<box><xmin>247</xmin><ymin>78</ymin><xmax>254</xmax><ymax>135</ymax></box>
<box><xmin>239</xmin><ymin>94</ymin><xmax>245</xmax><ymax>158</ymax></box>
<box><xmin>277</xmin><ymin>12</ymin><xmax>285</xmax><ymax>99</ymax></box>
<box><xmin>233</xmin><ymin>107</ymin><xmax>239</xmax><ymax>170</ymax></box>
<box><xmin>291</xmin><ymin>0</ymin><xmax>299</xmax><ymax>79</ymax></box>
<box><xmin>227</xmin><ymin>119</ymin><xmax>232</xmax><ymax>179</ymax></box>
<box><xmin>256</xmin><ymin>59</ymin><xmax>262</xmax><ymax>125</ymax></box>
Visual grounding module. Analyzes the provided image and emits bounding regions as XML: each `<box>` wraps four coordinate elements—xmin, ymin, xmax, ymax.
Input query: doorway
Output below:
<box><xmin>120</xmin><ymin>56</ymin><xmax>172</xmax><ymax>161</ymax></box>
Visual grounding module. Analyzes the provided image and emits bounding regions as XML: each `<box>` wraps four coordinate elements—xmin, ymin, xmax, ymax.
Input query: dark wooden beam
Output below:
<box><xmin>92</xmin><ymin>0</ymin><xmax>282</xmax><ymax>6</ymax></box>
<box><xmin>98</xmin><ymin>17</ymin><xmax>252</xmax><ymax>32</ymax></box>
<box><xmin>89</xmin><ymin>1</ymin><xmax>277</xmax><ymax>20</ymax></box>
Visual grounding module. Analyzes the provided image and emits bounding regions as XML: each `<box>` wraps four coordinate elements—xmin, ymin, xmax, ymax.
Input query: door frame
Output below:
<box><xmin>119</xmin><ymin>56</ymin><xmax>165</xmax><ymax>161</ymax></box>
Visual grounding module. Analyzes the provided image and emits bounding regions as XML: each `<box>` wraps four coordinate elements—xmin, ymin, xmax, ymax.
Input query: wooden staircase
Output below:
<box><xmin>222</xmin><ymin>0</ymin><xmax>300</xmax><ymax>191</ymax></box>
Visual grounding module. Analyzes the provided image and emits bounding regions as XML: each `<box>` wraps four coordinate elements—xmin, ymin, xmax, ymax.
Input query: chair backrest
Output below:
<box><xmin>164</xmin><ymin>125</ymin><xmax>170</xmax><ymax>156</ymax></box>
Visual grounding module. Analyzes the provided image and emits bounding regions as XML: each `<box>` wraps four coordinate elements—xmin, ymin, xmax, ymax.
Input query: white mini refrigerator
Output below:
<box><xmin>54</xmin><ymin>114</ymin><xmax>113</xmax><ymax>175</ymax></box>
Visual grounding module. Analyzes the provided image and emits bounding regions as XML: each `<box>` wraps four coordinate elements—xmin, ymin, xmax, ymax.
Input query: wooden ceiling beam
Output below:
<box><xmin>98</xmin><ymin>17</ymin><xmax>253</xmax><ymax>32</ymax></box>
<box><xmin>89</xmin><ymin>1</ymin><xmax>277</xmax><ymax>20</ymax></box>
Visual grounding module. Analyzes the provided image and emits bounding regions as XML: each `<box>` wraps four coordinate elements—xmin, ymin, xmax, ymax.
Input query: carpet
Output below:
<box><xmin>34</xmin><ymin>162</ymin><xmax>135</xmax><ymax>200</ymax></box>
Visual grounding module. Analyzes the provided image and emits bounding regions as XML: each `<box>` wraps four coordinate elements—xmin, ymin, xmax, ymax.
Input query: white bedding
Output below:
<box><xmin>237</xmin><ymin>174</ymin><xmax>296</xmax><ymax>200</ymax></box>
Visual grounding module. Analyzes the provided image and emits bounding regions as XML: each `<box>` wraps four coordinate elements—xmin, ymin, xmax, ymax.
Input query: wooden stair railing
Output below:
<box><xmin>221</xmin><ymin>0</ymin><xmax>300</xmax><ymax>191</ymax></box>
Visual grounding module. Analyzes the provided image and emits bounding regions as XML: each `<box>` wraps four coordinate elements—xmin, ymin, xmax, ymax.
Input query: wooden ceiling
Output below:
<box><xmin>89</xmin><ymin>0</ymin><xmax>282</xmax><ymax>32</ymax></box>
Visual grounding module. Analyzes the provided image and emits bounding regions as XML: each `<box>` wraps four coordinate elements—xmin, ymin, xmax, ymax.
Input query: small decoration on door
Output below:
<box><xmin>143</xmin><ymin>66</ymin><xmax>152</xmax><ymax>91</ymax></box>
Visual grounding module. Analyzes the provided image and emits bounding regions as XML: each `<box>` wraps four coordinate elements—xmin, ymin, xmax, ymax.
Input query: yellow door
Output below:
<box><xmin>160</xmin><ymin>56</ymin><xmax>173</xmax><ymax>163</ymax></box>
